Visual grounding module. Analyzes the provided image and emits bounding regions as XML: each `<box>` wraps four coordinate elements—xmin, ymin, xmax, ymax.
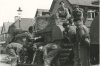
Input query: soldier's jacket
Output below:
<box><xmin>76</xmin><ymin>25</ymin><xmax>90</xmax><ymax>45</ymax></box>
<box><xmin>26</xmin><ymin>32</ymin><xmax>34</xmax><ymax>42</ymax></box>
<box><xmin>63</xmin><ymin>25</ymin><xmax>76</xmax><ymax>43</ymax></box>
<box><xmin>56</xmin><ymin>7</ymin><xmax>71</xmax><ymax>19</ymax></box>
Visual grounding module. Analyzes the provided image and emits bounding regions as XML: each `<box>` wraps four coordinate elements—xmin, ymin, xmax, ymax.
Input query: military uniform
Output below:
<box><xmin>72</xmin><ymin>6</ymin><xmax>90</xmax><ymax>66</ymax></box>
<box><xmin>75</xmin><ymin>24</ymin><xmax>90</xmax><ymax>66</ymax></box>
<box><xmin>56</xmin><ymin>6</ymin><xmax>71</xmax><ymax>25</ymax></box>
<box><xmin>26</xmin><ymin>32</ymin><xmax>35</xmax><ymax>64</ymax></box>
<box><xmin>6</xmin><ymin>42</ymin><xmax>23</xmax><ymax>66</ymax></box>
<box><xmin>43</xmin><ymin>43</ymin><xmax>60</xmax><ymax>66</ymax></box>
<box><xmin>63</xmin><ymin>23</ymin><xmax>76</xmax><ymax>65</ymax></box>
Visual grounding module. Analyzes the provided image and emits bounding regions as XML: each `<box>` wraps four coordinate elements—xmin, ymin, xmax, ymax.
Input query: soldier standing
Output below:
<box><xmin>26</xmin><ymin>26</ymin><xmax>35</xmax><ymax>64</ymax></box>
<box><xmin>62</xmin><ymin>18</ymin><xmax>76</xmax><ymax>65</ymax></box>
<box><xmin>73</xmin><ymin>9</ymin><xmax>90</xmax><ymax>66</ymax></box>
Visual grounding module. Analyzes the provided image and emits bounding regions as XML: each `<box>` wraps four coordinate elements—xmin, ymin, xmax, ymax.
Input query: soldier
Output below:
<box><xmin>27</xmin><ymin>26</ymin><xmax>34</xmax><ymax>42</ymax></box>
<box><xmin>6</xmin><ymin>33</ymin><xmax>27</xmax><ymax>66</ymax></box>
<box><xmin>56</xmin><ymin>1</ymin><xmax>71</xmax><ymax>25</ymax></box>
<box><xmin>62</xmin><ymin>18</ymin><xmax>76</xmax><ymax>65</ymax></box>
<box><xmin>63</xmin><ymin>17</ymin><xmax>76</xmax><ymax>44</ymax></box>
<box><xmin>72</xmin><ymin>5</ymin><xmax>84</xmax><ymax>24</ymax></box>
<box><xmin>73</xmin><ymin>10</ymin><xmax>90</xmax><ymax>66</ymax></box>
<box><xmin>26</xmin><ymin>26</ymin><xmax>35</xmax><ymax>64</ymax></box>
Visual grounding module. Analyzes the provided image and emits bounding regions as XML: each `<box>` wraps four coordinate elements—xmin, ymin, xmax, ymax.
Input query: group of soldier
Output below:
<box><xmin>6</xmin><ymin>1</ymin><xmax>90</xmax><ymax>66</ymax></box>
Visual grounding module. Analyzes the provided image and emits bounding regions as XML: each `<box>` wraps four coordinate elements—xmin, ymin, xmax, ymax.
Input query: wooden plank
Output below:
<box><xmin>17</xmin><ymin>64</ymin><xmax>43</xmax><ymax>66</ymax></box>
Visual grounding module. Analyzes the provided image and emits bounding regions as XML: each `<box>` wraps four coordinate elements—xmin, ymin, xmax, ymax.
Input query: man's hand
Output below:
<box><xmin>39</xmin><ymin>46</ymin><xmax>44</xmax><ymax>51</ymax></box>
<box><xmin>85</xmin><ymin>38</ymin><xmax>90</xmax><ymax>45</ymax></box>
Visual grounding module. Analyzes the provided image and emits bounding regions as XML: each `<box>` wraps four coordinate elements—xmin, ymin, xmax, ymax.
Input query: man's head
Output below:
<box><xmin>28</xmin><ymin>26</ymin><xmax>33</xmax><ymax>33</ymax></box>
<box><xmin>73</xmin><ymin>7</ymin><xmax>84</xmax><ymax>26</ymax></box>
<box><xmin>73</xmin><ymin>8</ymin><xmax>83</xmax><ymax>18</ymax></box>
<box><xmin>68</xmin><ymin>17</ymin><xmax>74</xmax><ymax>25</ymax></box>
<box><xmin>59</xmin><ymin>1</ymin><xmax>65</xmax><ymax>7</ymax></box>
<box><xmin>62</xmin><ymin>22</ymin><xmax>70</xmax><ymax>29</ymax></box>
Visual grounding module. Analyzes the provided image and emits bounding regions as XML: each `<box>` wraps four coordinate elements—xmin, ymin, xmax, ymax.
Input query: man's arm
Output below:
<box><xmin>78</xmin><ymin>25</ymin><xmax>90</xmax><ymax>44</ymax></box>
<box><xmin>56</xmin><ymin>9</ymin><xmax>60</xmax><ymax>19</ymax></box>
<box><xmin>16</xmin><ymin>45</ymin><xmax>23</xmax><ymax>56</ymax></box>
<box><xmin>65</xmin><ymin>8</ymin><xmax>71</xmax><ymax>19</ymax></box>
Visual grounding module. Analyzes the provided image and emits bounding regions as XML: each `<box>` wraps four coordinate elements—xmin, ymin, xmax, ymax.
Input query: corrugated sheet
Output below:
<box><xmin>90</xmin><ymin>15</ymin><xmax>99</xmax><ymax>44</ymax></box>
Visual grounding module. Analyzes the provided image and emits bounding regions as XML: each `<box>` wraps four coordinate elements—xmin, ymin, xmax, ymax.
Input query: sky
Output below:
<box><xmin>0</xmin><ymin>0</ymin><xmax>53</xmax><ymax>26</ymax></box>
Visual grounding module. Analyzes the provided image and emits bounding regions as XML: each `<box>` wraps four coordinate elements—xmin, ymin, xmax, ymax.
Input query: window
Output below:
<box><xmin>87</xmin><ymin>10</ymin><xmax>96</xmax><ymax>20</ymax></box>
<box><xmin>42</xmin><ymin>12</ymin><xmax>50</xmax><ymax>16</ymax></box>
<box><xmin>95</xmin><ymin>11</ymin><xmax>98</xmax><ymax>16</ymax></box>
<box><xmin>87</xmin><ymin>12</ymin><xmax>91</xmax><ymax>18</ymax></box>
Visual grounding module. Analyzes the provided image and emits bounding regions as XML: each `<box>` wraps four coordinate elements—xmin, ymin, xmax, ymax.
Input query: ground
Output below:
<box><xmin>0</xmin><ymin>54</ymin><xmax>99</xmax><ymax>66</ymax></box>
<box><xmin>0</xmin><ymin>54</ymin><xmax>11</xmax><ymax>66</ymax></box>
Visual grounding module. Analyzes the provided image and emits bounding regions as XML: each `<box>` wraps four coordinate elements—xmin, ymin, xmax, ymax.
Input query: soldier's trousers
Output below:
<box><xmin>74</xmin><ymin>44</ymin><xmax>90</xmax><ymax>66</ymax></box>
<box><xmin>7</xmin><ymin>49</ymin><xmax>17</xmax><ymax>66</ymax></box>
<box><xmin>79</xmin><ymin>45</ymin><xmax>90</xmax><ymax>66</ymax></box>
<box><xmin>74</xmin><ymin>44</ymin><xmax>81</xmax><ymax>66</ymax></box>
<box><xmin>43</xmin><ymin>49</ymin><xmax>58</xmax><ymax>66</ymax></box>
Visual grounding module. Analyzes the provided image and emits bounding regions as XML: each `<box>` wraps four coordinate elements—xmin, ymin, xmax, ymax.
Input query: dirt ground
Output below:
<box><xmin>0</xmin><ymin>54</ymin><xmax>99</xmax><ymax>66</ymax></box>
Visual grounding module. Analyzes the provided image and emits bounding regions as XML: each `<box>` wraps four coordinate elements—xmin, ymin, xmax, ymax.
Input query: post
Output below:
<box><xmin>17</xmin><ymin>7</ymin><xmax>22</xmax><ymax>29</ymax></box>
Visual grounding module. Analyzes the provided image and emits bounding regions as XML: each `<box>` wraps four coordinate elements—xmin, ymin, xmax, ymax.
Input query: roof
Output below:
<box><xmin>92</xmin><ymin>0</ymin><xmax>100</xmax><ymax>5</ymax></box>
<box><xmin>49</xmin><ymin>0</ymin><xmax>60</xmax><ymax>12</ymax></box>
<box><xmin>68</xmin><ymin>0</ymin><xmax>99</xmax><ymax>7</ymax></box>
<box><xmin>37</xmin><ymin>9</ymin><xmax>49</xmax><ymax>12</ymax></box>
<box><xmin>1</xmin><ymin>22</ymin><xmax>13</xmax><ymax>34</ymax></box>
<box><xmin>35</xmin><ymin>9</ymin><xmax>50</xmax><ymax>17</ymax></box>
<box><xmin>0</xmin><ymin>27</ymin><xmax>2</xmax><ymax>34</ymax></box>
<box><xmin>90</xmin><ymin>15</ymin><xmax>99</xmax><ymax>44</ymax></box>
<box><xmin>12</xmin><ymin>18</ymin><xmax>35</xmax><ymax>31</ymax></box>
<box><xmin>50</xmin><ymin>0</ymin><xmax>99</xmax><ymax>12</ymax></box>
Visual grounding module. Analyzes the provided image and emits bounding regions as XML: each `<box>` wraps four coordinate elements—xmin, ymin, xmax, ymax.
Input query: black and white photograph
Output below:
<box><xmin>0</xmin><ymin>0</ymin><xmax>99</xmax><ymax>66</ymax></box>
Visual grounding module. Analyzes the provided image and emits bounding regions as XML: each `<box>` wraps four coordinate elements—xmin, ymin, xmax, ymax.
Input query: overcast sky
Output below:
<box><xmin>0</xmin><ymin>0</ymin><xmax>53</xmax><ymax>26</ymax></box>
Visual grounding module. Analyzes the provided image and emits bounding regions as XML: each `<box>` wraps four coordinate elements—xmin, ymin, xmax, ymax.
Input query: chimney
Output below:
<box><xmin>15</xmin><ymin>16</ymin><xmax>19</xmax><ymax>21</ymax></box>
